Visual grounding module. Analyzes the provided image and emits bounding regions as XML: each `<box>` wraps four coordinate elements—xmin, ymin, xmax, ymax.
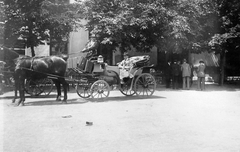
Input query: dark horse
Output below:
<box><xmin>13</xmin><ymin>55</ymin><xmax>69</xmax><ymax>106</ymax></box>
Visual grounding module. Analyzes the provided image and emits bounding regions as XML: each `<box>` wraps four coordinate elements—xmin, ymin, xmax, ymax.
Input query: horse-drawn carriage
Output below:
<box><xmin>1</xmin><ymin>45</ymin><xmax>156</xmax><ymax>106</ymax></box>
<box><xmin>68</xmin><ymin>54</ymin><xmax>157</xmax><ymax>99</ymax></box>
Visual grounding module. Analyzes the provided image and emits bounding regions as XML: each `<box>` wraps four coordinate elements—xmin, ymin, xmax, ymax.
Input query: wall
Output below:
<box><xmin>25</xmin><ymin>41</ymin><xmax>50</xmax><ymax>57</ymax></box>
<box><xmin>67</xmin><ymin>20</ymin><xmax>89</xmax><ymax>68</ymax></box>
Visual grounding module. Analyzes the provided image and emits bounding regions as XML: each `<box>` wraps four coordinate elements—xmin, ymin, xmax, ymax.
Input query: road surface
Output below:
<box><xmin>1</xmin><ymin>84</ymin><xmax>240</xmax><ymax>152</ymax></box>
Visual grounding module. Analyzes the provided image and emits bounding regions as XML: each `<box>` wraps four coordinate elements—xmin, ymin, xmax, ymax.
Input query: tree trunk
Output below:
<box><xmin>50</xmin><ymin>30</ymin><xmax>52</xmax><ymax>56</ymax></box>
<box><xmin>188</xmin><ymin>50</ymin><xmax>191</xmax><ymax>64</ymax></box>
<box><xmin>28</xmin><ymin>23</ymin><xmax>35</xmax><ymax>57</ymax></box>
<box><xmin>30</xmin><ymin>45</ymin><xmax>35</xmax><ymax>57</ymax></box>
<box><xmin>219</xmin><ymin>50</ymin><xmax>226</xmax><ymax>86</ymax></box>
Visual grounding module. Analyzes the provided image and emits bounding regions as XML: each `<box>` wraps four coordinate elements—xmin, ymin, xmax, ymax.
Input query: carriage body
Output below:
<box><xmin>72</xmin><ymin>55</ymin><xmax>157</xmax><ymax>99</ymax></box>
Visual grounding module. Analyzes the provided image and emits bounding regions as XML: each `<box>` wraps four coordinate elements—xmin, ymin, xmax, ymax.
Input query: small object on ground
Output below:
<box><xmin>62</xmin><ymin>115</ymin><xmax>72</xmax><ymax>118</ymax></box>
<box><xmin>86</xmin><ymin>121</ymin><xmax>93</xmax><ymax>126</ymax></box>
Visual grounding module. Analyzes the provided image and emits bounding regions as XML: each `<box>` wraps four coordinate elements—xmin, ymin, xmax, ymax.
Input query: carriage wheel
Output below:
<box><xmin>90</xmin><ymin>80</ymin><xmax>110</xmax><ymax>99</ymax></box>
<box><xmin>25</xmin><ymin>78</ymin><xmax>53</xmax><ymax>97</ymax></box>
<box><xmin>134</xmin><ymin>73</ymin><xmax>156</xmax><ymax>97</ymax></box>
<box><xmin>39</xmin><ymin>78</ymin><xmax>54</xmax><ymax>96</ymax></box>
<box><xmin>75</xmin><ymin>80</ymin><xmax>92</xmax><ymax>98</ymax></box>
<box><xmin>25</xmin><ymin>79</ymin><xmax>42</xmax><ymax>96</ymax></box>
<box><xmin>119</xmin><ymin>79</ymin><xmax>135</xmax><ymax>96</ymax></box>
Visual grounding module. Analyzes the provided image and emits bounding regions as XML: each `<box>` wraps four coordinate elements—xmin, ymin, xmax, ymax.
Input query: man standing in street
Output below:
<box><xmin>165</xmin><ymin>60</ymin><xmax>171</xmax><ymax>88</ymax></box>
<box><xmin>0</xmin><ymin>61</ymin><xmax>6</xmax><ymax>95</ymax></box>
<box><xmin>197</xmin><ymin>60</ymin><xmax>206</xmax><ymax>90</ymax></box>
<box><xmin>181</xmin><ymin>59</ymin><xmax>191</xmax><ymax>90</ymax></box>
<box><xmin>171</xmin><ymin>60</ymin><xmax>181</xmax><ymax>89</ymax></box>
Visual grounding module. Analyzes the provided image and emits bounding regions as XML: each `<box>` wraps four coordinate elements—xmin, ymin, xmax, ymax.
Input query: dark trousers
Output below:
<box><xmin>182</xmin><ymin>77</ymin><xmax>190</xmax><ymax>89</ymax></box>
<box><xmin>0</xmin><ymin>75</ymin><xmax>3</xmax><ymax>94</ymax></box>
<box><xmin>197</xmin><ymin>77</ymin><xmax>205</xmax><ymax>90</ymax></box>
<box><xmin>165</xmin><ymin>76</ymin><xmax>171</xmax><ymax>88</ymax></box>
<box><xmin>172</xmin><ymin>75</ymin><xmax>179</xmax><ymax>89</ymax></box>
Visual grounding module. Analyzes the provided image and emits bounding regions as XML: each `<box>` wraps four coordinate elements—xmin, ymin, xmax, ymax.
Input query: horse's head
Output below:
<box><xmin>0</xmin><ymin>46</ymin><xmax>20</xmax><ymax>69</ymax></box>
<box><xmin>57</xmin><ymin>54</ymin><xmax>69</xmax><ymax>61</ymax></box>
<box><xmin>0</xmin><ymin>46</ymin><xmax>20</xmax><ymax>62</ymax></box>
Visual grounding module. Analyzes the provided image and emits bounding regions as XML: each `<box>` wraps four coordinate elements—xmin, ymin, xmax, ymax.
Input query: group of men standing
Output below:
<box><xmin>165</xmin><ymin>59</ymin><xmax>206</xmax><ymax>90</ymax></box>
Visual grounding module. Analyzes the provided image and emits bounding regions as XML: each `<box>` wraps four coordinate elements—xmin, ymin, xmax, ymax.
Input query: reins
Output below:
<box><xmin>18</xmin><ymin>67</ymin><xmax>66</xmax><ymax>79</ymax></box>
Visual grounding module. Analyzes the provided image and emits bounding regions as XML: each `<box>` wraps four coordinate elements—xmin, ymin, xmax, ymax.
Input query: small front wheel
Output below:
<box><xmin>90</xmin><ymin>80</ymin><xmax>110</xmax><ymax>99</ymax></box>
<box><xmin>75</xmin><ymin>79</ymin><xmax>92</xmax><ymax>98</ymax></box>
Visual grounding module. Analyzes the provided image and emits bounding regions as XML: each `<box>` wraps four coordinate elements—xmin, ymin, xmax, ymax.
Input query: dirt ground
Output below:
<box><xmin>1</xmin><ymin>83</ymin><xmax>240</xmax><ymax>152</ymax></box>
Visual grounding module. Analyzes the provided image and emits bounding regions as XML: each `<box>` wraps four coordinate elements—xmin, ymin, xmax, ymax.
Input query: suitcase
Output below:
<box><xmin>84</xmin><ymin>60</ymin><xmax>94</xmax><ymax>73</ymax></box>
<box><xmin>77</xmin><ymin>56</ymin><xmax>87</xmax><ymax>71</ymax></box>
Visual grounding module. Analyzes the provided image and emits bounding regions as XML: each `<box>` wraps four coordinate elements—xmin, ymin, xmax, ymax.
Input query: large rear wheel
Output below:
<box><xmin>134</xmin><ymin>73</ymin><xmax>156</xmax><ymax>96</ymax></box>
<box><xmin>90</xmin><ymin>80</ymin><xmax>110</xmax><ymax>99</ymax></box>
<box><xmin>119</xmin><ymin>78</ymin><xmax>135</xmax><ymax>96</ymax></box>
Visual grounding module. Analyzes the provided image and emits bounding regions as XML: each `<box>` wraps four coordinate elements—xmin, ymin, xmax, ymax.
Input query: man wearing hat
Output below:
<box><xmin>181</xmin><ymin>59</ymin><xmax>191</xmax><ymax>90</ymax></box>
<box><xmin>197</xmin><ymin>60</ymin><xmax>206</xmax><ymax>90</ymax></box>
<box><xmin>118</xmin><ymin>52</ymin><xmax>131</xmax><ymax>83</ymax></box>
<box><xmin>171</xmin><ymin>59</ymin><xmax>181</xmax><ymax>89</ymax></box>
<box><xmin>82</xmin><ymin>35</ymin><xmax>99</xmax><ymax>59</ymax></box>
<box><xmin>0</xmin><ymin>61</ymin><xmax>6</xmax><ymax>95</ymax></box>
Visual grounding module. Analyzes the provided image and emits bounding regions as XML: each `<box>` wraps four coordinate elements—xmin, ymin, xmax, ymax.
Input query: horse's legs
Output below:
<box><xmin>61</xmin><ymin>78</ymin><xmax>68</xmax><ymax>103</ymax></box>
<box><xmin>17</xmin><ymin>78</ymin><xmax>26</xmax><ymax>106</ymax></box>
<box><xmin>12</xmin><ymin>74</ymin><xmax>18</xmax><ymax>103</ymax></box>
<box><xmin>53</xmin><ymin>79</ymin><xmax>61</xmax><ymax>101</ymax></box>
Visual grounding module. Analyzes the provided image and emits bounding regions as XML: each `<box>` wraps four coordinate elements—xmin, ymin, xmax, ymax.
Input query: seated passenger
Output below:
<box><xmin>118</xmin><ymin>52</ymin><xmax>133</xmax><ymax>83</ymax></box>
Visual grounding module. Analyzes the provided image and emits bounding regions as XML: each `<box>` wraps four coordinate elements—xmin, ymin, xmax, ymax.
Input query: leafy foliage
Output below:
<box><xmin>0</xmin><ymin>0</ymin><xmax>5</xmax><ymax>41</ymax></box>
<box><xmin>80</xmin><ymin>0</ymin><xmax>219</xmax><ymax>54</ymax></box>
<box><xmin>4</xmin><ymin>0</ymin><xmax>82</xmax><ymax>56</ymax></box>
<box><xmin>209</xmin><ymin>0</ymin><xmax>240</xmax><ymax>52</ymax></box>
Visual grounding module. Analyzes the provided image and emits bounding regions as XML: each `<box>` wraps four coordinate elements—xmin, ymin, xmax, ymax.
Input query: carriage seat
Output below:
<box><xmin>92</xmin><ymin>62</ymin><xmax>105</xmax><ymax>73</ymax></box>
<box><xmin>105</xmin><ymin>65</ymin><xmax>120</xmax><ymax>75</ymax></box>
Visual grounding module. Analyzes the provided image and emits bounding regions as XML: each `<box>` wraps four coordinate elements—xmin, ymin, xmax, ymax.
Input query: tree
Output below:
<box><xmin>4</xmin><ymin>0</ymin><xmax>82</xmax><ymax>56</ymax></box>
<box><xmin>81</xmin><ymin>0</ymin><xmax>239</xmax><ymax>85</ymax></box>
<box><xmin>208</xmin><ymin>0</ymin><xmax>240</xmax><ymax>85</ymax></box>
<box><xmin>0</xmin><ymin>0</ymin><xmax>5</xmax><ymax>45</ymax></box>
<box><xmin>81</xmin><ymin>0</ymin><xmax>217</xmax><ymax>61</ymax></box>
<box><xmin>82</xmin><ymin>0</ymin><xmax>174</xmax><ymax>53</ymax></box>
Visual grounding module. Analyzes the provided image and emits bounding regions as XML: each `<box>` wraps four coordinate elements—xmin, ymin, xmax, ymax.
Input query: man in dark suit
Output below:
<box><xmin>171</xmin><ymin>60</ymin><xmax>181</xmax><ymax>89</ymax></box>
<box><xmin>165</xmin><ymin>60</ymin><xmax>171</xmax><ymax>88</ymax></box>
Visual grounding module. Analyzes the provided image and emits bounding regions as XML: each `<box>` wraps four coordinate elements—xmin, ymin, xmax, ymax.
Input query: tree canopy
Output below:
<box><xmin>209</xmin><ymin>0</ymin><xmax>240</xmax><ymax>53</ymax></box>
<box><xmin>3</xmin><ymin>0</ymin><xmax>240</xmax><ymax>57</ymax></box>
<box><xmin>80</xmin><ymin>0</ymin><xmax>224</xmax><ymax>54</ymax></box>
<box><xmin>4</xmin><ymin>0</ymin><xmax>82</xmax><ymax>56</ymax></box>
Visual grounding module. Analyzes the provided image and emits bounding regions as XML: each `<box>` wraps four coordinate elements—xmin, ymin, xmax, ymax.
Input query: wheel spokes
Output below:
<box><xmin>90</xmin><ymin>80</ymin><xmax>110</xmax><ymax>99</ymax></box>
<box><xmin>135</xmin><ymin>73</ymin><xmax>156</xmax><ymax>96</ymax></box>
<box><xmin>76</xmin><ymin>82</ymin><xmax>91</xmax><ymax>98</ymax></box>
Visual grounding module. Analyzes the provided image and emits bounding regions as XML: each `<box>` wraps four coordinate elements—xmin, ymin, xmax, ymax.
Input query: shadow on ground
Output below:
<box><xmin>156</xmin><ymin>83</ymin><xmax>240</xmax><ymax>92</ymax></box>
<box><xmin>87</xmin><ymin>95</ymin><xmax>165</xmax><ymax>103</ymax></box>
<box><xmin>23</xmin><ymin>98</ymin><xmax>89</xmax><ymax>106</ymax></box>
<box><xmin>9</xmin><ymin>95</ymin><xmax>165</xmax><ymax>107</ymax></box>
<box><xmin>0</xmin><ymin>94</ymin><xmax>57</xmax><ymax>100</ymax></box>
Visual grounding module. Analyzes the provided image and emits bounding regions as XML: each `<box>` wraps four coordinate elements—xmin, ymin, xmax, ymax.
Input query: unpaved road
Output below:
<box><xmin>1</xmin><ymin>84</ymin><xmax>240</xmax><ymax>152</ymax></box>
